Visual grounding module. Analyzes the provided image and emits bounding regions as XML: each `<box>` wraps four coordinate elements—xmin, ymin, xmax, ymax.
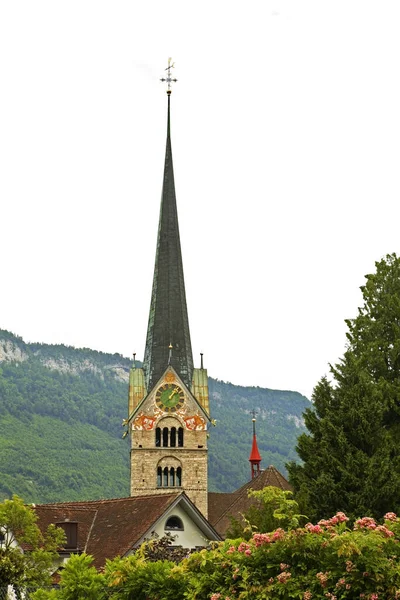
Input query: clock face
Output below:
<box><xmin>156</xmin><ymin>383</ymin><xmax>185</xmax><ymax>413</ymax></box>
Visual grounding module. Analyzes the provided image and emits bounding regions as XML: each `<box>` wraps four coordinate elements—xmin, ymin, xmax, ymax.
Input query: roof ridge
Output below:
<box><xmin>34</xmin><ymin>505</ymin><xmax>98</xmax><ymax>511</ymax></box>
<box><xmin>34</xmin><ymin>493</ymin><xmax>182</xmax><ymax>509</ymax></box>
<box><xmin>266</xmin><ymin>465</ymin><xmax>291</xmax><ymax>489</ymax></box>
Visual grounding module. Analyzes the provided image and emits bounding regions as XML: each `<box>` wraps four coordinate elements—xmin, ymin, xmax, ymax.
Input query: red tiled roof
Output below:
<box><xmin>34</xmin><ymin>494</ymin><xmax>181</xmax><ymax>569</ymax></box>
<box><xmin>207</xmin><ymin>492</ymin><xmax>240</xmax><ymax>525</ymax></box>
<box><xmin>235</xmin><ymin>465</ymin><xmax>292</xmax><ymax>496</ymax></box>
<box><xmin>208</xmin><ymin>465</ymin><xmax>292</xmax><ymax>538</ymax></box>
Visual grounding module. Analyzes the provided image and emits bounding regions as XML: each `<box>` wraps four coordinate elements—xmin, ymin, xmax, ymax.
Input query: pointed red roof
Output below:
<box><xmin>249</xmin><ymin>434</ymin><xmax>261</xmax><ymax>463</ymax></box>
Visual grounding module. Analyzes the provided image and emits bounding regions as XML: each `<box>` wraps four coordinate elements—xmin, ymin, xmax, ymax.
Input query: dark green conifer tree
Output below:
<box><xmin>288</xmin><ymin>253</ymin><xmax>400</xmax><ymax>521</ymax></box>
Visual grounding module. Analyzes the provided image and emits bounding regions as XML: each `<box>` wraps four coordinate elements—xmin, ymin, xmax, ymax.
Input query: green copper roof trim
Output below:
<box><xmin>143</xmin><ymin>94</ymin><xmax>194</xmax><ymax>390</ymax></box>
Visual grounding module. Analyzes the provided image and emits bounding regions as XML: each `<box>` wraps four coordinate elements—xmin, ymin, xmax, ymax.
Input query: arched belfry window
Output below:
<box><xmin>176</xmin><ymin>466</ymin><xmax>182</xmax><ymax>486</ymax></box>
<box><xmin>163</xmin><ymin>466</ymin><xmax>169</xmax><ymax>487</ymax></box>
<box><xmin>178</xmin><ymin>427</ymin><xmax>184</xmax><ymax>447</ymax></box>
<box><xmin>154</xmin><ymin>423</ymin><xmax>184</xmax><ymax>448</ymax></box>
<box><xmin>156</xmin><ymin>461</ymin><xmax>182</xmax><ymax>488</ymax></box>
<box><xmin>170</xmin><ymin>427</ymin><xmax>176</xmax><ymax>447</ymax></box>
<box><xmin>155</xmin><ymin>428</ymin><xmax>161</xmax><ymax>447</ymax></box>
<box><xmin>162</xmin><ymin>428</ymin><xmax>169</xmax><ymax>447</ymax></box>
<box><xmin>165</xmin><ymin>516</ymin><xmax>184</xmax><ymax>531</ymax></box>
<box><xmin>170</xmin><ymin>467</ymin><xmax>175</xmax><ymax>486</ymax></box>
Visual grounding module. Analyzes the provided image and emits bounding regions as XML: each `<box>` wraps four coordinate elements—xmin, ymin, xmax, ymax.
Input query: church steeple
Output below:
<box><xmin>128</xmin><ymin>62</ymin><xmax>210</xmax><ymax>517</ymax></box>
<box><xmin>142</xmin><ymin>80</ymin><xmax>193</xmax><ymax>391</ymax></box>
<box><xmin>249</xmin><ymin>412</ymin><xmax>262</xmax><ymax>479</ymax></box>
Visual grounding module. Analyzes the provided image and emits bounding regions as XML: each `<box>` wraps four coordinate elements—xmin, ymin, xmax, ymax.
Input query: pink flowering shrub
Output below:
<box><xmin>354</xmin><ymin>516</ymin><xmax>377</xmax><ymax>530</ymax></box>
<box><xmin>384</xmin><ymin>512</ymin><xmax>397</xmax><ymax>522</ymax></box>
<box><xmin>48</xmin><ymin>509</ymin><xmax>400</xmax><ymax>600</ymax></box>
<box><xmin>277</xmin><ymin>570</ymin><xmax>291</xmax><ymax>584</ymax></box>
<box><xmin>305</xmin><ymin>522</ymin><xmax>324</xmax><ymax>534</ymax></box>
<box><xmin>182</xmin><ymin>510</ymin><xmax>400</xmax><ymax>600</ymax></box>
<box><xmin>253</xmin><ymin>532</ymin><xmax>271</xmax><ymax>546</ymax></box>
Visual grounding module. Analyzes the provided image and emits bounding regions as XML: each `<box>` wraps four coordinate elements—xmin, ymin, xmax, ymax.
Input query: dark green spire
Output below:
<box><xmin>143</xmin><ymin>94</ymin><xmax>194</xmax><ymax>390</ymax></box>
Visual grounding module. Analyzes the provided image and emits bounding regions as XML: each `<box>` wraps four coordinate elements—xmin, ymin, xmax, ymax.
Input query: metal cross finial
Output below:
<box><xmin>160</xmin><ymin>58</ymin><xmax>177</xmax><ymax>95</ymax></box>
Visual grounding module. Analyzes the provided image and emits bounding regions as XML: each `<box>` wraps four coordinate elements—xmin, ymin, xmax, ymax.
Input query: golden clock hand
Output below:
<box><xmin>169</xmin><ymin>387</ymin><xmax>180</xmax><ymax>400</ymax></box>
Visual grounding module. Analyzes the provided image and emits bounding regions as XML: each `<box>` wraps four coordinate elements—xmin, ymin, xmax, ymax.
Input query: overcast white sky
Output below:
<box><xmin>1</xmin><ymin>1</ymin><xmax>399</xmax><ymax>400</ymax></box>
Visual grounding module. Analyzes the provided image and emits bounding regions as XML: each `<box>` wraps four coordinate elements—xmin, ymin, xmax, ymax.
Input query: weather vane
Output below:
<box><xmin>160</xmin><ymin>58</ymin><xmax>177</xmax><ymax>94</ymax></box>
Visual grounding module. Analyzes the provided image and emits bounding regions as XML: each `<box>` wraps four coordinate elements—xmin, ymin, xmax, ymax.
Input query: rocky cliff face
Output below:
<box><xmin>36</xmin><ymin>357</ymin><xmax>130</xmax><ymax>383</ymax></box>
<box><xmin>0</xmin><ymin>338</ymin><xmax>28</xmax><ymax>363</ymax></box>
<box><xmin>0</xmin><ymin>329</ymin><xmax>131</xmax><ymax>383</ymax></box>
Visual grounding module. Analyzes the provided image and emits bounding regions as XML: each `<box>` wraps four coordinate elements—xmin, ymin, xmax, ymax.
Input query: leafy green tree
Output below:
<box><xmin>0</xmin><ymin>495</ymin><xmax>65</xmax><ymax>588</ymax></box>
<box><xmin>57</xmin><ymin>554</ymin><xmax>106</xmax><ymax>600</ymax></box>
<box><xmin>31</xmin><ymin>590</ymin><xmax>59</xmax><ymax>600</ymax></box>
<box><xmin>104</xmin><ymin>554</ymin><xmax>185</xmax><ymax>600</ymax></box>
<box><xmin>0</xmin><ymin>548</ymin><xmax>25</xmax><ymax>589</ymax></box>
<box><xmin>31</xmin><ymin>555</ymin><xmax>106</xmax><ymax>600</ymax></box>
<box><xmin>288</xmin><ymin>253</ymin><xmax>400</xmax><ymax>520</ymax></box>
<box><xmin>33</xmin><ymin>542</ymin><xmax>188</xmax><ymax>600</ymax></box>
<box><xmin>227</xmin><ymin>486</ymin><xmax>306</xmax><ymax>539</ymax></box>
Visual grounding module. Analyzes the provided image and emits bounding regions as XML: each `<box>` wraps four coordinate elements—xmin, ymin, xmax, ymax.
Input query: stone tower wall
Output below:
<box><xmin>130</xmin><ymin>421</ymin><xmax>208</xmax><ymax>517</ymax></box>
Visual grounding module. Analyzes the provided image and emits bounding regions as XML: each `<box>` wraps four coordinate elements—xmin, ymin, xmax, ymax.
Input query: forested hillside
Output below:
<box><xmin>0</xmin><ymin>329</ymin><xmax>310</xmax><ymax>503</ymax></box>
<box><xmin>208</xmin><ymin>379</ymin><xmax>309</xmax><ymax>491</ymax></box>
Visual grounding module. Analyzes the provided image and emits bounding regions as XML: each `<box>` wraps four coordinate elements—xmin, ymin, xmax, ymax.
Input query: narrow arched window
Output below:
<box><xmin>170</xmin><ymin>467</ymin><xmax>175</xmax><ymax>486</ymax></box>
<box><xmin>162</xmin><ymin>427</ymin><xmax>169</xmax><ymax>447</ymax></box>
<box><xmin>155</xmin><ymin>428</ymin><xmax>161</xmax><ymax>447</ymax></box>
<box><xmin>176</xmin><ymin>466</ymin><xmax>182</xmax><ymax>486</ymax></box>
<box><xmin>170</xmin><ymin>427</ymin><xmax>176</xmax><ymax>447</ymax></box>
<box><xmin>178</xmin><ymin>427</ymin><xmax>184</xmax><ymax>447</ymax></box>
<box><xmin>163</xmin><ymin>466</ymin><xmax>169</xmax><ymax>487</ymax></box>
<box><xmin>157</xmin><ymin>467</ymin><xmax>162</xmax><ymax>487</ymax></box>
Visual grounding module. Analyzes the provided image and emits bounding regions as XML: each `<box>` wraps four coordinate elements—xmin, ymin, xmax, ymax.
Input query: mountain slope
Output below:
<box><xmin>0</xmin><ymin>330</ymin><xmax>310</xmax><ymax>502</ymax></box>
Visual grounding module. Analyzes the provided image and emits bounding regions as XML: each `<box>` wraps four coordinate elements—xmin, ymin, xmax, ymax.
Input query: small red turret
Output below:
<box><xmin>249</xmin><ymin>413</ymin><xmax>262</xmax><ymax>479</ymax></box>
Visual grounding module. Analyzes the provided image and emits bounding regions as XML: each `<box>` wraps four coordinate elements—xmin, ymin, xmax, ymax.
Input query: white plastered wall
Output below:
<box><xmin>151</xmin><ymin>503</ymin><xmax>211</xmax><ymax>548</ymax></box>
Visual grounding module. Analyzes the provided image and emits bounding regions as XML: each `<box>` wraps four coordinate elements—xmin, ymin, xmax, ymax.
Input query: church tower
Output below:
<box><xmin>127</xmin><ymin>62</ymin><xmax>210</xmax><ymax>517</ymax></box>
